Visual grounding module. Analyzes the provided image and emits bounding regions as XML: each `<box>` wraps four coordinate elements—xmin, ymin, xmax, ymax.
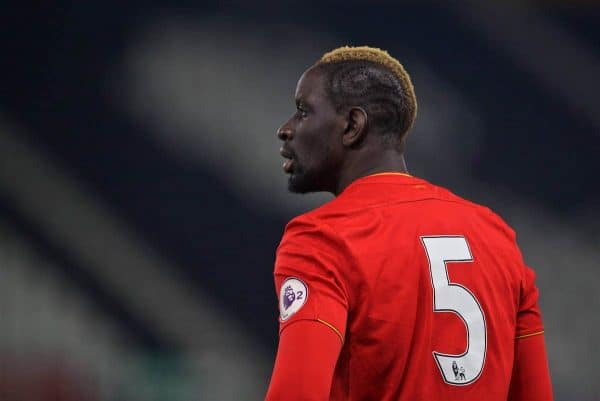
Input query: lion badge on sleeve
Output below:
<box><xmin>279</xmin><ymin>277</ymin><xmax>308</xmax><ymax>321</ymax></box>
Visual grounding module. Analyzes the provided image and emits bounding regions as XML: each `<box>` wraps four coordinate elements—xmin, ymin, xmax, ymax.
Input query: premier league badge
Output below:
<box><xmin>279</xmin><ymin>277</ymin><xmax>308</xmax><ymax>321</ymax></box>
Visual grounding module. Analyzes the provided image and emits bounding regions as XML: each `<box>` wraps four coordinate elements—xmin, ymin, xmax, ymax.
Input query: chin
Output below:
<box><xmin>287</xmin><ymin>172</ymin><xmax>326</xmax><ymax>194</ymax></box>
<box><xmin>287</xmin><ymin>176</ymin><xmax>312</xmax><ymax>194</ymax></box>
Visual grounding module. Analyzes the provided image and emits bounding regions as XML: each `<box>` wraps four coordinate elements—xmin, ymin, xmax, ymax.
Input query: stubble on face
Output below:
<box><xmin>287</xmin><ymin>140</ymin><xmax>333</xmax><ymax>194</ymax></box>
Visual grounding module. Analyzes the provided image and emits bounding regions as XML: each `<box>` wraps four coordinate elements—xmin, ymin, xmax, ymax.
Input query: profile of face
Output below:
<box><xmin>277</xmin><ymin>67</ymin><xmax>345</xmax><ymax>194</ymax></box>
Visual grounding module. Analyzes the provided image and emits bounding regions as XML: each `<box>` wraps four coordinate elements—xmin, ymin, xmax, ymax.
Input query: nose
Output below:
<box><xmin>277</xmin><ymin>121</ymin><xmax>293</xmax><ymax>141</ymax></box>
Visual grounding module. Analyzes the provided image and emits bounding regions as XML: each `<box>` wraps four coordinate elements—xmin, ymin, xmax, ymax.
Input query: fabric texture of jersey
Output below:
<box><xmin>274</xmin><ymin>173</ymin><xmax>545</xmax><ymax>401</ymax></box>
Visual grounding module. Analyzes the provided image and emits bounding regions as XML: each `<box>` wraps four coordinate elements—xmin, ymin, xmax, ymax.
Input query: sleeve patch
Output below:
<box><xmin>279</xmin><ymin>277</ymin><xmax>308</xmax><ymax>321</ymax></box>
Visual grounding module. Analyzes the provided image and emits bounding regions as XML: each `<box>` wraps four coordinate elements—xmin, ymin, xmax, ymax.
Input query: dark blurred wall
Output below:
<box><xmin>0</xmin><ymin>2</ymin><xmax>598</xmax><ymax>400</ymax></box>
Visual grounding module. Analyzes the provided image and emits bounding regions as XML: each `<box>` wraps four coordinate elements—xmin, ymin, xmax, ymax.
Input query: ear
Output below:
<box><xmin>342</xmin><ymin>107</ymin><xmax>367</xmax><ymax>147</ymax></box>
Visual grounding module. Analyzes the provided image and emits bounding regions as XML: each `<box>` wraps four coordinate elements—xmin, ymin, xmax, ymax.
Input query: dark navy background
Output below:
<box><xmin>1</xmin><ymin>2</ymin><xmax>598</xmax><ymax>354</ymax></box>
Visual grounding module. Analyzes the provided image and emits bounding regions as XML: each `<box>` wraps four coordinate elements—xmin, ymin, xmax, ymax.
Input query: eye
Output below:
<box><xmin>296</xmin><ymin>106</ymin><xmax>308</xmax><ymax>118</ymax></box>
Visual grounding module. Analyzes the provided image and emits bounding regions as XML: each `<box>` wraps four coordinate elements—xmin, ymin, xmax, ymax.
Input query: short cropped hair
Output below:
<box><xmin>315</xmin><ymin>46</ymin><xmax>417</xmax><ymax>143</ymax></box>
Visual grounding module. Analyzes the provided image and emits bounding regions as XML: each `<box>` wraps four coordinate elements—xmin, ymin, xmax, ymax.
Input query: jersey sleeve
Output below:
<box><xmin>274</xmin><ymin>215</ymin><xmax>349</xmax><ymax>342</ymax></box>
<box><xmin>509</xmin><ymin>242</ymin><xmax>552</xmax><ymax>400</ymax></box>
<box><xmin>516</xmin><ymin>264</ymin><xmax>545</xmax><ymax>338</ymax></box>
<box><xmin>507</xmin><ymin>333</ymin><xmax>553</xmax><ymax>401</ymax></box>
<box><xmin>265</xmin><ymin>320</ymin><xmax>343</xmax><ymax>401</ymax></box>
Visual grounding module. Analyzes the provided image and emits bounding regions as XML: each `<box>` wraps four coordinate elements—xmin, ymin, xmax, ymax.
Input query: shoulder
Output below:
<box><xmin>276</xmin><ymin>201</ymin><xmax>354</xmax><ymax>273</ymax></box>
<box><xmin>433</xmin><ymin>183</ymin><xmax>518</xmax><ymax>242</ymax></box>
<box><xmin>278</xmin><ymin>207</ymin><xmax>342</xmax><ymax>253</ymax></box>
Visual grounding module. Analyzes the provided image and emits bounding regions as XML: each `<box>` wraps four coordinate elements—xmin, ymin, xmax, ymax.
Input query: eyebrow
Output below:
<box><xmin>295</xmin><ymin>98</ymin><xmax>308</xmax><ymax>108</ymax></box>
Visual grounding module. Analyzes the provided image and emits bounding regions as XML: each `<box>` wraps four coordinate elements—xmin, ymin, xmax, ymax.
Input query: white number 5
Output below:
<box><xmin>421</xmin><ymin>236</ymin><xmax>487</xmax><ymax>385</ymax></box>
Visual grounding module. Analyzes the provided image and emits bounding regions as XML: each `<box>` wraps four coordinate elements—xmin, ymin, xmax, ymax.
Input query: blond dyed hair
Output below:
<box><xmin>315</xmin><ymin>46</ymin><xmax>417</xmax><ymax>138</ymax></box>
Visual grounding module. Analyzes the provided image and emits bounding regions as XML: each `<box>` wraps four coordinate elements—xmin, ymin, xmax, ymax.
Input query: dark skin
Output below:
<box><xmin>277</xmin><ymin>65</ymin><xmax>408</xmax><ymax>196</ymax></box>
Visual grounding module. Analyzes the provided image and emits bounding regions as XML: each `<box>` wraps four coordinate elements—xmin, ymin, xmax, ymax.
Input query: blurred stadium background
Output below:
<box><xmin>0</xmin><ymin>1</ymin><xmax>598</xmax><ymax>400</ymax></box>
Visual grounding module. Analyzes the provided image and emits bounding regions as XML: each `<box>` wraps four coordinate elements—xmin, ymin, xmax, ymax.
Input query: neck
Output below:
<box><xmin>334</xmin><ymin>150</ymin><xmax>408</xmax><ymax>196</ymax></box>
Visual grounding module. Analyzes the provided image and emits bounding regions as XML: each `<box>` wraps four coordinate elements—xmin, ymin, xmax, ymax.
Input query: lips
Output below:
<box><xmin>280</xmin><ymin>148</ymin><xmax>295</xmax><ymax>173</ymax></box>
<box><xmin>283</xmin><ymin>158</ymin><xmax>294</xmax><ymax>173</ymax></box>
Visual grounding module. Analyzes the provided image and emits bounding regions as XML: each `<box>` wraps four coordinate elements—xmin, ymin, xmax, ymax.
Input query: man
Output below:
<box><xmin>265</xmin><ymin>46</ymin><xmax>553</xmax><ymax>401</ymax></box>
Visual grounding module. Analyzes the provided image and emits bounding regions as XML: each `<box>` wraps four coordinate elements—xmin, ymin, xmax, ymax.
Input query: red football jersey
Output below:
<box><xmin>271</xmin><ymin>173</ymin><xmax>549</xmax><ymax>401</ymax></box>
